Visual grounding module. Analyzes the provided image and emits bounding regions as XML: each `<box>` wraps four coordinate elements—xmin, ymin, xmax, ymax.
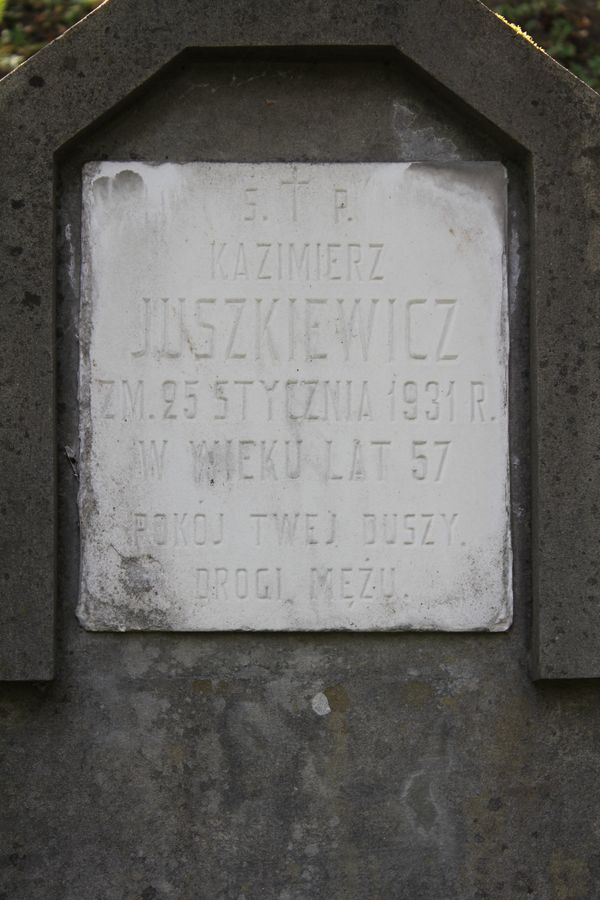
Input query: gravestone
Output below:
<box><xmin>2</xmin><ymin>0</ymin><xmax>600</xmax><ymax>897</ymax></box>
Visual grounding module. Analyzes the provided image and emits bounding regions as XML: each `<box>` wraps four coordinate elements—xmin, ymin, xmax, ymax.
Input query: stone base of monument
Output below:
<box><xmin>1</xmin><ymin>2</ymin><xmax>599</xmax><ymax>896</ymax></box>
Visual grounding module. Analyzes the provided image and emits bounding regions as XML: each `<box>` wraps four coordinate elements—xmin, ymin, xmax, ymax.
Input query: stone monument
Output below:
<box><xmin>1</xmin><ymin>0</ymin><xmax>600</xmax><ymax>896</ymax></box>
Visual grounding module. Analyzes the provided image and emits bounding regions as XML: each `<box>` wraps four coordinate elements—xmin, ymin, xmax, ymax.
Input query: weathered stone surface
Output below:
<box><xmin>1</xmin><ymin>0</ymin><xmax>600</xmax><ymax>896</ymax></box>
<box><xmin>79</xmin><ymin>160</ymin><xmax>511</xmax><ymax>632</ymax></box>
<box><xmin>1</xmin><ymin>0</ymin><xmax>598</xmax><ymax>677</ymax></box>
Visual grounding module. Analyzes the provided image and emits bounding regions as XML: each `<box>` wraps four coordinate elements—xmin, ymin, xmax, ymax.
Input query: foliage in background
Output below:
<box><xmin>1</xmin><ymin>0</ymin><xmax>600</xmax><ymax>92</ymax></box>
<box><xmin>1</xmin><ymin>1</ymin><xmax>102</xmax><ymax>75</ymax></box>
<box><xmin>490</xmin><ymin>0</ymin><xmax>600</xmax><ymax>90</ymax></box>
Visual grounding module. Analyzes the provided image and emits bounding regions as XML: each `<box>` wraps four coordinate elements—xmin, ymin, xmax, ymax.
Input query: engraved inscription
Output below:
<box><xmin>78</xmin><ymin>162</ymin><xmax>511</xmax><ymax>631</ymax></box>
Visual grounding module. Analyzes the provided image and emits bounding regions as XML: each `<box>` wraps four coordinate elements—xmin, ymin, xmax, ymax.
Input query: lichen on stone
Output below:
<box><xmin>494</xmin><ymin>12</ymin><xmax>546</xmax><ymax>53</ymax></box>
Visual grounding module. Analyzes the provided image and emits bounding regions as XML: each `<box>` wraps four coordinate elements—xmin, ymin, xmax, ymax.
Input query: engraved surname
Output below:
<box><xmin>125</xmin><ymin>296</ymin><xmax>460</xmax><ymax>364</ymax></box>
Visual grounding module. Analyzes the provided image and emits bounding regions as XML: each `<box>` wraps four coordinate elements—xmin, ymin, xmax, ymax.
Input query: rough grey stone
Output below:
<box><xmin>0</xmin><ymin>0</ymin><xmax>599</xmax><ymax>895</ymax></box>
<box><xmin>1</xmin><ymin>0</ymin><xmax>598</xmax><ymax>679</ymax></box>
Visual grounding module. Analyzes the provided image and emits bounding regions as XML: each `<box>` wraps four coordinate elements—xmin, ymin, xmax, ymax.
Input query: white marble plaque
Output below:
<box><xmin>78</xmin><ymin>161</ymin><xmax>511</xmax><ymax>631</ymax></box>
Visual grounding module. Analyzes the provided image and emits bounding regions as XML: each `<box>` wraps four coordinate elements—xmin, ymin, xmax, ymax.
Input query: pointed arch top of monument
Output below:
<box><xmin>0</xmin><ymin>0</ymin><xmax>597</xmax><ymax>157</ymax></box>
